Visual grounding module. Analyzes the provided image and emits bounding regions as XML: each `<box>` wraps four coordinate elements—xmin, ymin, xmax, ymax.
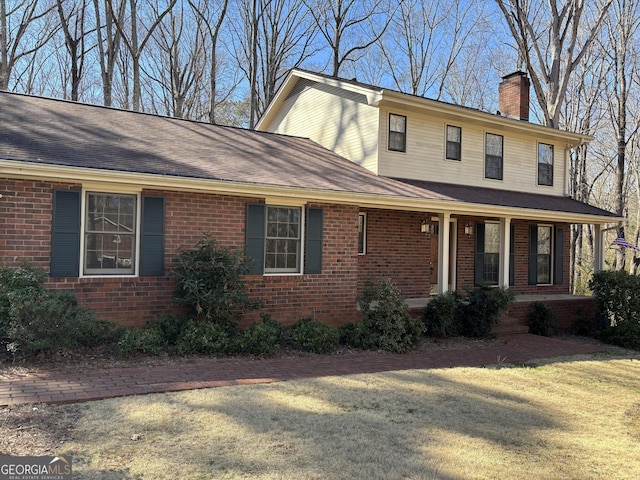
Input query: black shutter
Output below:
<box><xmin>554</xmin><ymin>227</ymin><xmax>564</xmax><ymax>285</ymax></box>
<box><xmin>509</xmin><ymin>224</ymin><xmax>515</xmax><ymax>287</ymax></box>
<box><xmin>51</xmin><ymin>190</ymin><xmax>81</xmax><ymax>277</ymax></box>
<box><xmin>529</xmin><ymin>225</ymin><xmax>538</xmax><ymax>285</ymax></box>
<box><xmin>305</xmin><ymin>207</ymin><xmax>323</xmax><ymax>274</ymax></box>
<box><xmin>246</xmin><ymin>203</ymin><xmax>265</xmax><ymax>275</ymax></box>
<box><xmin>474</xmin><ymin>222</ymin><xmax>485</xmax><ymax>286</ymax></box>
<box><xmin>140</xmin><ymin>196</ymin><xmax>165</xmax><ymax>276</ymax></box>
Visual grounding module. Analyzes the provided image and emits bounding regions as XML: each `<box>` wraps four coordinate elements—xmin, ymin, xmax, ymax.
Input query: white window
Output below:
<box><xmin>265</xmin><ymin>206</ymin><xmax>301</xmax><ymax>273</ymax></box>
<box><xmin>388</xmin><ymin>113</ymin><xmax>407</xmax><ymax>152</ymax></box>
<box><xmin>446</xmin><ymin>125</ymin><xmax>462</xmax><ymax>160</ymax></box>
<box><xmin>84</xmin><ymin>192</ymin><xmax>137</xmax><ymax>275</ymax></box>
<box><xmin>538</xmin><ymin>143</ymin><xmax>554</xmax><ymax>186</ymax></box>
<box><xmin>485</xmin><ymin>133</ymin><xmax>503</xmax><ymax>180</ymax></box>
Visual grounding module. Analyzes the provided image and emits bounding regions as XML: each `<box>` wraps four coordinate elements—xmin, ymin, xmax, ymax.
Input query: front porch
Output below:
<box><xmin>406</xmin><ymin>294</ymin><xmax>598</xmax><ymax>335</ymax></box>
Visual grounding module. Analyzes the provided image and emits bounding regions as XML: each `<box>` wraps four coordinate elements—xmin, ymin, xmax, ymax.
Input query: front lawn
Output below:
<box><xmin>3</xmin><ymin>352</ymin><xmax>639</xmax><ymax>479</ymax></box>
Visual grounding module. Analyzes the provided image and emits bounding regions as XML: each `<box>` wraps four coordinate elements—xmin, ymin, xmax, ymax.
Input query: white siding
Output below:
<box><xmin>377</xmin><ymin>107</ymin><xmax>567</xmax><ymax>196</ymax></box>
<box><xmin>263</xmin><ymin>80</ymin><xmax>380</xmax><ymax>173</ymax></box>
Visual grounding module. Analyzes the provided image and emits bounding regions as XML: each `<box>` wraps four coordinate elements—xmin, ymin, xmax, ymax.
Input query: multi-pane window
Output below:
<box><xmin>358</xmin><ymin>213</ymin><xmax>367</xmax><ymax>254</ymax></box>
<box><xmin>536</xmin><ymin>226</ymin><xmax>552</xmax><ymax>284</ymax></box>
<box><xmin>538</xmin><ymin>143</ymin><xmax>554</xmax><ymax>186</ymax></box>
<box><xmin>84</xmin><ymin>193</ymin><xmax>136</xmax><ymax>275</ymax></box>
<box><xmin>265</xmin><ymin>206</ymin><xmax>301</xmax><ymax>273</ymax></box>
<box><xmin>446</xmin><ymin>125</ymin><xmax>462</xmax><ymax>160</ymax></box>
<box><xmin>388</xmin><ymin>113</ymin><xmax>407</xmax><ymax>152</ymax></box>
<box><xmin>483</xmin><ymin>223</ymin><xmax>500</xmax><ymax>285</ymax></box>
<box><xmin>485</xmin><ymin>133</ymin><xmax>504</xmax><ymax>180</ymax></box>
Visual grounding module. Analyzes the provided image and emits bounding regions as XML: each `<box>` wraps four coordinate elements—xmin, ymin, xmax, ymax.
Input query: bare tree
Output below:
<box><xmin>107</xmin><ymin>0</ymin><xmax>177</xmax><ymax>111</ymax></box>
<box><xmin>602</xmin><ymin>0</ymin><xmax>640</xmax><ymax>270</ymax></box>
<box><xmin>303</xmin><ymin>0</ymin><xmax>392</xmax><ymax>77</ymax></box>
<box><xmin>144</xmin><ymin>3</ymin><xmax>208</xmax><ymax>118</ymax></box>
<box><xmin>94</xmin><ymin>0</ymin><xmax>125</xmax><ymax>106</ymax></box>
<box><xmin>380</xmin><ymin>0</ymin><xmax>486</xmax><ymax>99</ymax></box>
<box><xmin>233</xmin><ymin>0</ymin><xmax>316</xmax><ymax>128</ymax></box>
<box><xmin>188</xmin><ymin>0</ymin><xmax>230</xmax><ymax>124</ymax></box>
<box><xmin>494</xmin><ymin>0</ymin><xmax>613</xmax><ymax>128</ymax></box>
<box><xmin>562</xmin><ymin>43</ymin><xmax>609</xmax><ymax>290</ymax></box>
<box><xmin>1</xmin><ymin>0</ymin><xmax>58</xmax><ymax>90</ymax></box>
<box><xmin>56</xmin><ymin>0</ymin><xmax>91</xmax><ymax>100</ymax></box>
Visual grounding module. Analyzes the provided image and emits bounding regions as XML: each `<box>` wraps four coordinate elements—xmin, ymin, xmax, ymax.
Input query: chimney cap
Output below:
<box><xmin>501</xmin><ymin>71</ymin><xmax>528</xmax><ymax>81</ymax></box>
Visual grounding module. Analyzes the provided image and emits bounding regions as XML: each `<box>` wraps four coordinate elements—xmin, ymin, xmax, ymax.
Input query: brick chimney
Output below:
<box><xmin>498</xmin><ymin>71</ymin><xmax>530</xmax><ymax>121</ymax></box>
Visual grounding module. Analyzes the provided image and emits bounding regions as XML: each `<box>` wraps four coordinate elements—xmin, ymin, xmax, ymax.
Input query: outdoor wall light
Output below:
<box><xmin>421</xmin><ymin>220</ymin><xmax>436</xmax><ymax>235</ymax></box>
<box><xmin>465</xmin><ymin>223</ymin><xmax>474</xmax><ymax>236</ymax></box>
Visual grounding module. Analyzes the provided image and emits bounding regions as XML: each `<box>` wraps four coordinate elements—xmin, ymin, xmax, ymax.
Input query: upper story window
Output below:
<box><xmin>358</xmin><ymin>213</ymin><xmax>367</xmax><ymax>254</ymax></box>
<box><xmin>388</xmin><ymin>113</ymin><xmax>406</xmax><ymax>152</ymax></box>
<box><xmin>538</xmin><ymin>143</ymin><xmax>554</xmax><ymax>186</ymax></box>
<box><xmin>446</xmin><ymin>125</ymin><xmax>462</xmax><ymax>160</ymax></box>
<box><xmin>84</xmin><ymin>192</ymin><xmax>137</xmax><ymax>275</ymax></box>
<box><xmin>265</xmin><ymin>206</ymin><xmax>301</xmax><ymax>273</ymax></box>
<box><xmin>485</xmin><ymin>133</ymin><xmax>503</xmax><ymax>180</ymax></box>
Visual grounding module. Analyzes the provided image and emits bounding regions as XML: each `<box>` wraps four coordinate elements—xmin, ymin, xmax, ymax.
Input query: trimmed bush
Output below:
<box><xmin>240</xmin><ymin>314</ymin><xmax>284</xmax><ymax>356</ymax></box>
<box><xmin>528</xmin><ymin>302</ymin><xmax>558</xmax><ymax>337</ymax></box>
<box><xmin>590</xmin><ymin>270</ymin><xmax>640</xmax><ymax>350</ymax></box>
<box><xmin>458</xmin><ymin>286</ymin><xmax>515</xmax><ymax>338</ymax></box>
<box><xmin>571</xmin><ymin>308</ymin><xmax>601</xmax><ymax>337</ymax></box>
<box><xmin>338</xmin><ymin>321</ymin><xmax>377</xmax><ymax>350</ymax></box>
<box><xmin>117</xmin><ymin>315</ymin><xmax>191</xmax><ymax>356</ymax></box>
<box><xmin>423</xmin><ymin>291</ymin><xmax>460</xmax><ymax>338</ymax></box>
<box><xmin>358</xmin><ymin>279</ymin><xmax>423</xmax><ymax>353</ymax></box>
<box><xmin>176</xmin><ymin>320</ymin><xmax>239</xmax><ymax>355</ymax></box>
<box><xmin>172</xmin><ymin>235</ymin><xmax>263</xmax><ymax>329</ymax></box>
<box><xmin>286</xmin><ymin>317</ymin><xmax>339</xmax><ymax>354</ymax></box>
<box><xmin>1</xmin><ymin>265</ymin><xmax>119</xmax><ymax>356</ymax></box>
<box><xmin>118</xmin><ymin>327</ymin><xmax>166</xmax><ymax>356</ymax></box>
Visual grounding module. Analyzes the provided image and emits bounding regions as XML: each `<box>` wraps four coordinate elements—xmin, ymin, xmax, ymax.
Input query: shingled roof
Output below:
<box><xmin>0</xmin><ymin>90</ymin><xmax>617</xmax><ymax>222</ymax></box>
<box><xmin>0</xmin><ymin>91</ymin><xmax>424</xmax><ymax>197</ymax></box>
<box><xmin>393</xmin><ymin>178</ymin><xmax>618</xmax><ymax>219</ymax></box>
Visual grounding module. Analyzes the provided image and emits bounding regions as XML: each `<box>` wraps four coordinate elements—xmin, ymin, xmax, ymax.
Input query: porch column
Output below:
<box><xmin>594</xmin><ymin>224</ymin><xmax>604</xmax><ymax>272</ymax></box>
<box><xmin>499</xmin><ymin>217</ymin><xmax>511</xmax><ymax>289</ymax></box>
<box><xmin>438</xmin><ymin>213</ymin><xmax>451</xmax><ymax>293</ymax></box>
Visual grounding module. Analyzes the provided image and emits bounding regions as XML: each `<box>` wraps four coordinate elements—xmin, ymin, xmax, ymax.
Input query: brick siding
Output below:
<box><xmin>1</xmin><ymin>178</ymin><xmax>575</xmax><ymax>330</ymax></box>
<box><xmin>0</xmin><ymin>179</ymin><xmax>361</xmax><ymax>328</ymax></box>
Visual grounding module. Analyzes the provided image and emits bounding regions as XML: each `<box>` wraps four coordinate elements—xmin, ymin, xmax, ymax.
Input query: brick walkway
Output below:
<box><xmin>0</xmin><ymin>334</ymin><xmax>604</xmax><ymax>406</ymax></box>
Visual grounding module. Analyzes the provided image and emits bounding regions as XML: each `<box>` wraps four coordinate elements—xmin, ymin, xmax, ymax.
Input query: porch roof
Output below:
<box><xmin>394</xmin><ymin>178</ymin><xmax>619</xmax><ymax>222</ymax></box>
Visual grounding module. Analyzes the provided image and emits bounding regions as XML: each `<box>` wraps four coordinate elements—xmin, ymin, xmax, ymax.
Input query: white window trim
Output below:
<box><xmin>537</xmin><ymin>142</ymin><xmax>554</xmax><ymax>187</ymax></box>
<box><xmin>263</xmin><ymin>204</ymin><xmax>305</xmax><ymax>276</ymax></box>
<box><xmin>484</xmin><ymin>132</ymin><xmax>504</xmax><ymax>181</ymax></box>
<box><xmin>445</xmin><ymin>124</ymin><xmax>462</xmax><ymax>161</ymax></box>
<box><xmin>388</xmin><ymin>113</ymin><xmax>407</xmax><ymax>153</ymax></box>
<box><xmin>79</xmin><ymin>187</ymin><xmax>142</xmax><ymax>278</ymax></box>
<box><xmin>358</xmin><ymin>212</ymin><xmax>367</xmax><ymax>255</ymax></box>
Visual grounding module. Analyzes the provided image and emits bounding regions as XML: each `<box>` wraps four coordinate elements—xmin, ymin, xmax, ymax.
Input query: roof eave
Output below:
<box><xmin>1</xmin><ymin>160</ymin><xmax>618</xmax><ymax>225</ymax></box>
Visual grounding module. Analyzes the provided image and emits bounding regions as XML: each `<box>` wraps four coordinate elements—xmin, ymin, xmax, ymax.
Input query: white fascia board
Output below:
<box><xmin>1</xmin><ymin>160</ymin><xmax>618</xmax><ymax>225</ymax></box>
<box><xmin>257</xmin><ymin>69</ymin><xmax>384</xmax><ymax>130</ymax></box>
